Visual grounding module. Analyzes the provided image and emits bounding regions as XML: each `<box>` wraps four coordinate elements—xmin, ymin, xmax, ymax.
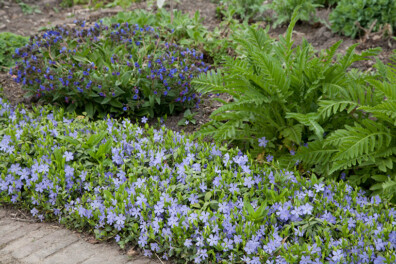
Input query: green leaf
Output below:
<box><xmin>57</xmin><ymin>135</ymin><xmax>80</xmax><ymax>146</ymax></box>
<box><xmin>204</xmin><ymin>192</ymin><xmax>212</xmax><ymax>201</ymax></box>
<box><xmin>280</xmin><ymin>124</ymin><xmax>303</xmax><ymax>145</ymax></box>
<box><xmin>244</xmin><ymin>201</ymin><xmax>255</xmax><ymax>216</ymax></box>
<box><xmin>371</xmin><ymin>175</ymin><xmax>389</xmax><ymax>182</ymax></box>
<box><xmin>84</xmin><ymin>132</ymin><xmax>107</xmax><ymax>149</ymax></box>
<box><xmin>85</xmin><ymin>102</ymin><xmax>94</xmax><ymax>117</ymax></box>
<box><xmin>110</xmin><ymin>99</ymin><xmax>123</xmax><ymax>108</ymax></box>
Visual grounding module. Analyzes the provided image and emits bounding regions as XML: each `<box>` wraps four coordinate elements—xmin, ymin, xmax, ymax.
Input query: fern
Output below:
<box><xmin>295</xmin><ymin>53</ymin><xmax>396</xmax><ymax>201</ymax></box>
<box><xmin>192</xmin><ymin>6</ymin><xmax>381</xmax><ymax>160</ymax></box>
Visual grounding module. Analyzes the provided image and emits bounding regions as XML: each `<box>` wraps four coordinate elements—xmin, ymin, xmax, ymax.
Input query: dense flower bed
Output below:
<box><xmin>0</xmin><ymin>97</ymin><xmax>395</xmax><ymax>264</ymax></box>
<box><xmin>10</xmin><ymin>20</ymin><xmax>208</xmax><ymax>118</ymax></box>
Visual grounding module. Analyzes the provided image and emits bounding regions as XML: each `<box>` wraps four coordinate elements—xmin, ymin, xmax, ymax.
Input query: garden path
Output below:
<box><xmin>0</xmin><ymin>208</ymin><xmax>161</xmax><ymax>264</ymax></box>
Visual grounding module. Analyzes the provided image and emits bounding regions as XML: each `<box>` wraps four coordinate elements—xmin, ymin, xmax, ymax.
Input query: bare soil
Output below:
<box><xmin>0</xmin><ymin>0</ymin><xmax>395</xmax><ymax>134</ymax></box>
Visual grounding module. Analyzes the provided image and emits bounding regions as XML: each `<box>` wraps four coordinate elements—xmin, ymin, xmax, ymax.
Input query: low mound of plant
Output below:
<box><xmin>10</xmin><ymin>20</ymin><xmax>209</xmax><ymax>118</ymax></box>
<box><xmin>215</xmin><ymin>0</ymin><xmax>267</xmax><ymax>22</ymax></box>
<box><xmin>329</xmin><ymin>0</ymin><xmax>396</xmax><ymax>38</ymax></box>
<box><xmin>0</xmin><ymin>32</ymin><xmax>29</xmax><ymax>71</ymax></box>
<box><xmin>0</xmin><ymin>96</ymin><xmax>395</xmax><ymax>263</ymax></box>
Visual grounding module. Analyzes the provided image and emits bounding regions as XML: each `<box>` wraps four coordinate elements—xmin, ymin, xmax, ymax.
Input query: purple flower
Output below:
<box><xmin>188</xmin><ymin>194</ymin><xmax>199</xmax><ymax>204</ymax></box>
<box><xmin>222</xmin><ymin>238</ymin><xmax>234</xmax><ymax>250</ymax></box>
<box><xmin>141</xmin><ymin>116</ymin><xmax>148</xmax><ymax>123</ymax></box>
<box><xmin>258</xmin><ymin>137</ymin><xmax>268</xmax><ymax>147</ymax></box>
<box><xmin>199</xmin><ymin>182</ymin><xmax>207</xmax><ymax>192</ymax></box>
<box><xmin>199</xmin><ymin>211</ymin><xmax>210</xmax><ymax>223</ymax></box>
<box><xmin>150</xmin><ymin>243</ymin><xmax>160</xmax><ymax>252</ymax></box>
<box><xmin>31</xmin><ymin>207</ymin><xmax>38</xmax><ymax>216</ymax></box>
<box><xmin>63</xmin><ymin>151</ymin><xmax>73</xmax><ymax>161</ymax></box>
<box><xmin>300</xmin><ymin>256</ymin><xmax>311</xmax><ymax>264</ymax></box>
<box><xmin>331</xmin><ymin>249</ymin><xmax>343</xmax><ymax>262</ymax></box>
<box><xmin>276</xmin><ymin>206</ymin><xmax>290</xmax><ymax>221</ymax></box>
<box><xmin>234</xmin><ymin>235</ymin><xmax>242</xmax><ymax>244</ymax></box>
<box><xmin>301</xmin><ymin>203</ymin><xmax>313</xmax><ymax>215</ymax></box>
<box><xmin>114</xmin><ymin>214</ymin><xmax>126</xmax><ymax>230</ymax></box>
<box><xmin>243</xmin><ymin>177</ymin><xmax>254</xmax><ymax>188</ymax></box>
<box><xmin>244</xmin><ymin>240</ymin><xmax>259</xmax><ymax>254</ymax></box>
<box><xmin>249</xmin><ymin>257</ymin><xmax>261</xmax><ymax>264</ymax></box>
<box><xmin>266</xmin><ymin>154</ymin><xmax>273</xmax><ymax>162</ymax></box>
<box><xmin>184</xmin><ymin>239</ymin><xmax>192</xmax><ymax>248</ymax></box>
<box><xmin>207</xmin><ymin>234</ymin><xmax>219</xmax><ymax>246</ymax></box>
<box><xmin>313</xmin><ymin>183</ymin><xmax>324</xmax><ymax>192</ymax></box>
<box><xmin>229</xmin><ymin>183</ymin><xmax>239</xmax><ymax>193</ymax></box>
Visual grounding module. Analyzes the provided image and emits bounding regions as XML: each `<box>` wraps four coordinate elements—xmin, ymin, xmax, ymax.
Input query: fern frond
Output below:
<box><xmin>192</xmin><ymin>70</ymin><xmax>225</xmax><ymax>95</ymax></box>
<box><xmin>209</xmin><ymin>98</ymin><xmax>266</xmax><ymax>117</ymax></box>
<box><xmin>234</xmin><ymin>26</ymin><xmax>273</xmax><ymax>54</ymax></box>
<box><xmin>367</xmin><ymin>79</ymin><xmax>396</xmax><ymax>100</ymax></box>
<box><xmin>329</xmin><ymin>155</ymin><xmax>374</xmax><ymax>174</ymax></box>
<box><xmin>317</xmin><ymin>100</ymin><xmax>359</xmax><ymax>120</ymax></box>
<box><xmin>295</xmin><ymin>140</ymin><xmax>337</xmax><ymax>167</ymax></box>
<box><xmin>248</xmin><ymin>52</ymin><xmax>291</xmax><ymax>97</ymax></box>
<box><xmin>321</xmin><ymin>40</ymin><xmax>343</xmax><ymax>67</ymax></box>
<box><xmin>279</xmin><ymin>124</ymin><xmax>304</xmax><ymax>145</ymax></box>
<box><xmin>359</xmin><ymin>100</ymin><xmax>396</xmax><ymax>125</ymax></box>
<box><xmin>326</xmin><ymin>120</ymin><xmax>392</xmax><ymax>162</ymax></box>
<box><xmin>285</xmin><ymin>112</ymin><xmax>324</xmax><ymax>140</ymax></box>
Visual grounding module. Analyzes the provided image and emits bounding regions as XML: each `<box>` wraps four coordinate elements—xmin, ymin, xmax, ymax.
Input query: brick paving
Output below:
<box><xmin>0</xmin><ymin>208</ymin><xmax>161</xmax><ymax>264</ymax></box>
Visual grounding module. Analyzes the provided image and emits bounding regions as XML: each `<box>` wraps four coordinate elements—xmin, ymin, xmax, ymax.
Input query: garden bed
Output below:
<box><xmin>0</xmin><ymin>0</ymin><xmax>396</xmax><ymax>263</ymax></box>
<box><xmin>1</xmin><ymin>0</ymin><xmax>395</xmax><ymax>135</ymax></box>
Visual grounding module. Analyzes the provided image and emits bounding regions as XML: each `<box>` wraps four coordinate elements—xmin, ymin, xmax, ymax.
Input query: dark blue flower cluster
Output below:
<box><xmin>10</xmin><ymin>19</ymin><xmax>209</xmax><ymax>118</ymax></box>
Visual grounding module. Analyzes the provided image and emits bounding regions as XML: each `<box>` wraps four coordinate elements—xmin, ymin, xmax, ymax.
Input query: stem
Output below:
<box><xmin>170</xmin><ymin>0</ymin><xmax>174</xmax><ymax>24</ymax></box>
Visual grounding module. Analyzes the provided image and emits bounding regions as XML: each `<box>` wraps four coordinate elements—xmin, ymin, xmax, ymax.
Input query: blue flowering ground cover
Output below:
<box><xmin>1</xmin><ymin>94</ymin><xmax>396</xmax><ymax>264</ymax></box>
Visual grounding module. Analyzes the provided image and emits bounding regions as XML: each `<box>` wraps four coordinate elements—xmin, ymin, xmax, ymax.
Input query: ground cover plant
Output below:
<box><xmin>60</xmin><ymin>0</ymin><xmax>141</xmax><ymax>9</ymax></box>
<box><xmin>215</xmin><ymin>0</ymin><xmax>267</xmax><ymax>22</ymax></box>
<box><xmin>264</xmin><ymin>0</ymin><xmax>320</xmax><ymax>28</ymax></box>
<box><xmin>329</xmin><ymin>0</ymin><xmax>396</xmax><ymax>38</ymax></box>
<box><xmin>1</xmin><ymin>94</ymin><xmax>396</xmax><ymax>263</ymax></box>
<box><xmin>2</xmin><ymin>2</ymin><xmax>396</xmax><ymax>264</ymax></box>
<box><xmin>0</xmin><ymin>32</ymin><xmax>29</xmax><ymax>71</ymax></box>
<box><xmin>10</xmin><ymin>19</ymin><xmax>209</xmax><ymax>118</ymax></box>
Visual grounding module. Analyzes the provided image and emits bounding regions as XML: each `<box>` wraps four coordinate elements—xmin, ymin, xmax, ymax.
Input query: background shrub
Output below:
<box><xmin>103</xmin><ymin>9</ymin><xmax>244</xmax><ymax>66</ymax></box>
<box><xmin>215</xmin><ymin>0</ymin><xmax>267</xmax><ymax>22</ymax></box>
<box><xmin>11</xmin><ymin>20</ymin><xmax>209</xmax><ymax>118</ymax></box>
<box><xmin>60</xmin><ymin>0</ymin><xmax>142</xmax><ymax>9</ymax></box>
<box><xmin>0</xmin><ymin>32</ymin><xmax>29</xmax><ymax>71</ymax></box>
<box><xmin>329</xmin><ymin>0</ymin><xmax>396</xmax><ymax>38</ymax></box>
<box><xmin>264</xmin><ymin>0</ymin><xmax>320</xmax><ymax>28</ymax></box>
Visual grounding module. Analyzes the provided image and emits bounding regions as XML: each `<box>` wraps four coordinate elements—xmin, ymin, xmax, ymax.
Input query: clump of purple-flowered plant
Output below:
<box><xmin>0</xmin><ymin>96</ymin><xmax>395</xmax><ymax>264</ymax></box>
<box><xmin>10</xmin><ymin>20</ymin><xmax>208</xmax><ymax>118</ymax></box>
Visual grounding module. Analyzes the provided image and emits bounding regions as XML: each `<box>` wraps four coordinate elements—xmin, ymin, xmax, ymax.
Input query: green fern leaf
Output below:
<box><xmin>295</xmin><ymin>140</ymin><xmax>337</xmax><ymax>167</ymax></box>
<box><xmin>327</xmin><ymin>120</ymin><xmax>391</xmax><ymax>162</ymax></box>
<box><xmin>286</xmin><ymin>112</ymin><xmax>324</xmax><ymax>140</ymax></box>
<box><xmin>317</xmin><ymin>100</ymin><xmax>359</xmax><ymax>120</ymax></box>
